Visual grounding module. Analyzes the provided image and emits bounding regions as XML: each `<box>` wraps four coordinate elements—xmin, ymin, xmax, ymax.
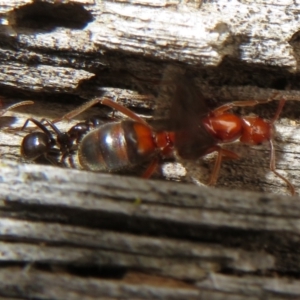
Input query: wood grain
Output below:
<box><xmin>0</xmin><ymin>0</ymin><xmax>300</xmax><ymax>299</ymax></box>
<box><xmin>0</xmin><ymin>160</ymin><xmax>299</xmax><ymax>298</ymax></box>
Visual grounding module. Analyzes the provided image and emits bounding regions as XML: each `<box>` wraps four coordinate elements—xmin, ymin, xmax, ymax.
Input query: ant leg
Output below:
<box><xmin>44</xmin><ymin>156</ymin><xmax>58</xmax><ymax>165</ymax></box>
<box><xmin>269</xmin><ymin>139</ymin><xmax>295</xmax><ymax>196</ymax></box>
<box><xmin>53</xmin><ymin>97</ymin><xmax>148</xmax><ymax>126</ymax></box>
<box><xmin>68</xmin><ymin>155</ymin><xmax>77</xmax><ymax>169</ymax></box>
<box><xmin>142</xmin><ymin>157</ymin><xmax>160</xmax><ymax>179</ymax></box>
<box><xmin>59</xmin><ymin>151</ymin><xmax>70</xmax><ymax>166</ymax></box>
<box><xmin>266</xmin><ymin>98</ymin><xmax>295</xmax><ymax>195</ymax></box>
<box><xmin>44</xmin><ymin>151</ymin><xmax>61</xmax><ymax>166</ymax></box>
<box><xmin>100</xmin><ymin>98</ymin><xmax>148</xmax><ymax>125</ymax></box>
<box><xmin>22</xmin><ymin>118</ymin><xmax>53</xmax><ymax>140</ymax></box>
<box><xmin>206</xmin><ymin>146</ymin><xmax>239</xmax><ymax>186</ymax></box>
<box><xmin>42</xmin><ymin>119</ymin><xmax>66</xmax><ymax>138</ymax></box>
<box><xmin>42</xmin><ymin>119</ymin><xmax>75</xmax><ymax>160</ymax></box>
<box><xmin>0</xmin><ymin>100</ymin><xmax>34</xmax><ymax>116</ymax></box>
<box><xmin>52</xmin><ymin>98</ymin><xmax>106</xmax><ymax>123</ymax></box>
<box><xmin>212</xmin><ymin>93</ymin><xmax>280</xmax><ymax>115</ymax></box>
<box><xmin>270</xmin><ymin>98</ymin><xmax>286</xmax><ymax>124</ymax></box>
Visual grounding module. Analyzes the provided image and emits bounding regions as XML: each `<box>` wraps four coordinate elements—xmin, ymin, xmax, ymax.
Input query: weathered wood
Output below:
<box><xmin>0</xmin><ymin>0</ymin><xmax>300</xmax><ymax>94</ymax></box>
<box><xmin>0</xmin><ymin>161</ymin><xmax>299</xmax><ymax>298</ymax></box>
<box><xmin>0</xmin><ymin>0</ymin><xmax>300</xmax><ymax>299</ymax></box>
<box><xmin>2</xmin><ymin>267</ymin><xmax>300</xmax><ymax>300</ymax></box>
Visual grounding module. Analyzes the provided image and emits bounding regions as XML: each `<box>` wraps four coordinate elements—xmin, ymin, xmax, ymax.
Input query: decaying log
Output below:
<box><xmin>0</xmin><ymin>160</ymin><xmax>299</xmax><ymax>299</ymax></box>
<box><xmin>0</xmin><ymin>0</ymin><xmax>300</xmax><ymax>299</ymax></box>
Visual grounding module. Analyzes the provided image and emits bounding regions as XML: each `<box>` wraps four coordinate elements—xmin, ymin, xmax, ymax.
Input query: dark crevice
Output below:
<box><xmin>0</xmin><ymin>261</ymin><xmax>128</xmax><ymax>279</ymax></box>
<box><xmin>1</xmin><ymin>259</ymin><xmax>300</xmax><ymax>282</ymax></box>
<box><xmin>12</xmin><ymin>2</ymin><xmax>93</xmax><ymax>32</ymax></box>
<box><xmin>219</xmin><ymin>266</ymin><xmax>300</xmax><ymax>279</ymax></box>
<box><xmin>36</xmin><ymin>262</ymin><xmax>128</xmax><ymax>279</ymax></box>
<box><xmin>65</xmin><ymin>264</ymin><xmax>128</xmax><ymax>279</ymax></box>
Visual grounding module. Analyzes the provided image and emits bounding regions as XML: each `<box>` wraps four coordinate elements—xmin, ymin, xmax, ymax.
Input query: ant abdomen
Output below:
<box><xmin>78</xmin><ymin>120</ymin><xmax>157</xmax><ymax>172</ymax></box>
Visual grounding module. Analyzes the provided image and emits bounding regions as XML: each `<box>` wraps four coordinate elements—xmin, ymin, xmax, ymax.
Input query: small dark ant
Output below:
<box><xmin>20</xmin><ymin>117</ymin><xmax>101</xmax><ymax>166</ymax></box>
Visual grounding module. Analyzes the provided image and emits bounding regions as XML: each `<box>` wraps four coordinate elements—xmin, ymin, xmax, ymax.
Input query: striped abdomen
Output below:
<box><xmin>78</xmin><ymin>120</ymin><xmax>159</xmax><ymax>172</ymax></box>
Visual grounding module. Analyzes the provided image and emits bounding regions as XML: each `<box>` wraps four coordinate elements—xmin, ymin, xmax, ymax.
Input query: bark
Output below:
<box><xmin>0</xmin><ymin>0</ymin><xmax>300</xmax><ymax>298</ymax></box>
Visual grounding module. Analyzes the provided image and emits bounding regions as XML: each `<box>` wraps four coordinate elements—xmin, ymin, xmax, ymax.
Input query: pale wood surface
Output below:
<box><xmin>1</xmin><ymin>0</ymin><xmax>300</xmax><ymax>93</ymax></box>
<box><xmin>0</xmin><ymin>0</ymin><xmax>300</xmax><ymax>299</ymax></box>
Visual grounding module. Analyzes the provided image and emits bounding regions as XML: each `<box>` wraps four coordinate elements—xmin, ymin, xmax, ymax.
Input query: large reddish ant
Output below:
<box><xmin>165</xmin><ymin>75</ymin><xmax>294</xmax><ymax>195</ymax></box>
<box><xmin>20</xmin><ymin>77</ymin><xmax>295</xmax><ymax>195</ymax></box>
